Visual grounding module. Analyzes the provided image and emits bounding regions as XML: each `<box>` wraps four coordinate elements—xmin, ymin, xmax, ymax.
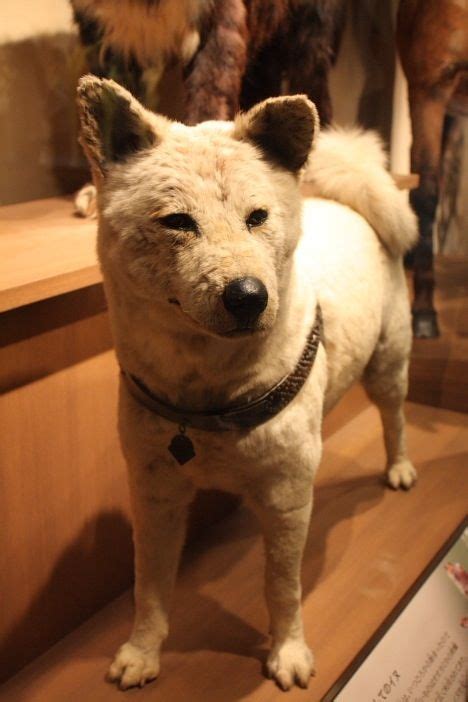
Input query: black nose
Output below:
<box><xmin>222</xmin><ymin>277</ymin><xmax>268</xmax><ymax>325</ymax></box>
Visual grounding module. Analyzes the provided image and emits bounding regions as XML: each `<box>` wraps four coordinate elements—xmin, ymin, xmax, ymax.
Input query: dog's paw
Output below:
<box><xmin>386</xmin><ymin>459</ymin><xmax>417</xmax><ymax>490</ymax></box>
<box><xmin>107</xmin><ymin>641</ymin><xmax>160</xmax><ymax>690</ymax></box>
<box><xmin>266</xmin><ymin>639</ymin><xmax>315</xmax><ymax>690</ymax></box>
<box><xmin>74</xmin><ymin>183</ymin><xmax>97</xmax><ymax>218</ymax></box>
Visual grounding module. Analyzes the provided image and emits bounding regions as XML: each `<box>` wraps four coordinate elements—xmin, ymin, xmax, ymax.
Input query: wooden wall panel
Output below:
<box><xmin>0</xmin><ymin>287</ymin><xmax>133</xmax><ymax>682</ymax></box>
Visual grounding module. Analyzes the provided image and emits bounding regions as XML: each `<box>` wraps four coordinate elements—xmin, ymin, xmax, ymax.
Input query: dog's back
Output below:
<box><xmin>300</xmin><ymin>130</ymin><xmax>417</xmax><ymax>411</ymax></box>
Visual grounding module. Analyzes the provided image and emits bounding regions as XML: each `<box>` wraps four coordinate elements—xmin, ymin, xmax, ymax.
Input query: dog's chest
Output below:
<box><xmin>74</xmin><ymin>0</ymin><xmax>210</xmax><ymax>66</ymax></box>
<box><xmin>132</xmin><ymin>366</ymin><xmax>326</xmax><ymax>497</ymax></box>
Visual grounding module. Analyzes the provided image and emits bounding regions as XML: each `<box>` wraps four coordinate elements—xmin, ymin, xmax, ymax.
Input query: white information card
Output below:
<box><xmin>324</xmin><ymin>522</ymin><xmax>468</xmax><ymax>702</ymax></box>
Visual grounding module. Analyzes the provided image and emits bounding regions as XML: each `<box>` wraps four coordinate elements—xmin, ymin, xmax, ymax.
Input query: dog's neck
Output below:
<box><xmin>107</xmin><ymin>265</ymin><xmax>317</xmax><ymax>412</ymax></box>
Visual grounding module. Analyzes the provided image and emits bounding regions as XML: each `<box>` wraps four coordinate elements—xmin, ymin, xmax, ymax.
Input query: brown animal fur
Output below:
<box><xmin>397</xmin><ymin>0</ymin><xmax>468</xmax><ymax>338</ymax></box>
<box><xmin>71</xmin><ymin>0</ymin><xmax>345</xmax><ymax>125</ymax></box>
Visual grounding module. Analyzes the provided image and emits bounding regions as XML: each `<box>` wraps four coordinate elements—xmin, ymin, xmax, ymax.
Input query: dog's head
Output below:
<box><xmin>77</xmin><ymin>76</ymin><xmax>318</xmax><ymax>339</ymax></box>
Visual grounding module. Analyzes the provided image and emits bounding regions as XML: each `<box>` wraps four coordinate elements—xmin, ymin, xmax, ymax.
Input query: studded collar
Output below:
<box><xmin>121</xmin><ymin>304</ymin><xmax>323</xmax><ymax>433</ymax></box>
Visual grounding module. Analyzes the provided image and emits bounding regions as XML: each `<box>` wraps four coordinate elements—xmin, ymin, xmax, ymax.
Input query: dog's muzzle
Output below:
<box><xmin>222</xmin><ymin>277</ymin><xmax>268</xmax><ymax>327</ymax></box>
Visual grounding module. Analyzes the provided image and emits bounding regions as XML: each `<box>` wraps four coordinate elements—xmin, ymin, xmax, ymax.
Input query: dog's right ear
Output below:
<box><xmin>77</xmin><ymin>75</ymin><xmax>167</xmax><ymax>179</ymax></box>
<box><xmin>233</xmin><ymin>95</ymin><xmax>319</xmax><ymax>174</ymax></box>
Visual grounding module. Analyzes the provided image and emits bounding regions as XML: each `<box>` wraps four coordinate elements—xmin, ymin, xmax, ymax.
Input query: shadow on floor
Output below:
<box><xmin>0</xmin><ymin>510</ymin><xmax>133</xmax><ymax>684</ymax></box>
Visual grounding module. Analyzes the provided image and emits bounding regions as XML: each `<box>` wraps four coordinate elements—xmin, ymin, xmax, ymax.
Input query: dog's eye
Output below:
<box><xmin>158</xmin><ymin>213</ymin><xmax>197</xmax><ymax>232</ymax></box>
<box><xmin>246</xmin><ymin>209</ymin><xmax>268</xmax><ymax>228</ymax></box>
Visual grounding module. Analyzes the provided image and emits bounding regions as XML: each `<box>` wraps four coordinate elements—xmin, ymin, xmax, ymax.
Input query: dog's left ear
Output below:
<box><xmin>233</xmin><ymin>95</ymin><xmax>319</xmax><ymax>173</ymax></box>
<box><xmin>77</xmin><ymin>75</ymin><xmax>167</xmax><ymax>180</ymax></box>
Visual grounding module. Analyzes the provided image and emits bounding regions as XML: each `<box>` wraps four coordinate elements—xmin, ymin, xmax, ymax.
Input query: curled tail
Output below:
<box><xmin>304</xmin><ymin>127</ymin><xmax>418</xmax><ymax>257</ymax></box>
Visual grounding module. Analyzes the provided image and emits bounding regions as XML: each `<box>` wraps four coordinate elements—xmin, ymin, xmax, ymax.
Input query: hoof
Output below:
<box><xmin>412</xmin><ymin>310</ymin><xmax>439</xmax><ymax>339</ymax></box>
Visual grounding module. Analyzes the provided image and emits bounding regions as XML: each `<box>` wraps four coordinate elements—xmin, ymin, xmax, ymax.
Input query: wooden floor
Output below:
<box><xmin>1</xmin><ymin>388</ymin><xmax>466</xmax><ymax>702</ymax></box>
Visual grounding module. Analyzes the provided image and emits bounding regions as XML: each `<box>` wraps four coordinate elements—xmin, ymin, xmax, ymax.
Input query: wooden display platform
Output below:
<box><xmin>1</xmin><ymin>393</ymin><xmax>466</xmax><ymax>702</ymax></box>
<box><xmin>0</xmin><ymin>197</ymin><xmax>98</xmax><ymax>313</ymax></box>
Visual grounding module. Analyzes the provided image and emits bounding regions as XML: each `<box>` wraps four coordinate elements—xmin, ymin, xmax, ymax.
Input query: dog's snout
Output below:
<box><xmin>222</xmin><ymin>277</ymin><xmax>268</xmax><ymax>325</ymax></box>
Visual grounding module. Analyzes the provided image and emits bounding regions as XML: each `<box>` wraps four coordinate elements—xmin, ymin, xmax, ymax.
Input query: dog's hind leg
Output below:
<box><xmin>363</xmin><ymin>330</ymin><xmax>417</xmax><ymax>490</ymax></box>
<box><xmin>249</xmin><ymin>498</ymin><xmax>315</xmax><ymax>690</ymax></box>
<box><xmin>108</xmin><ymin>468</ymin><xmax>195</xmax><ymax>689</ymax></box>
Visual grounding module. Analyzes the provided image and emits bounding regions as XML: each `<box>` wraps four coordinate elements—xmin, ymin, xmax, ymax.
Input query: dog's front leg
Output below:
<box><xmin>108</xmin><ymin>469</ymin><xmax>195</xmax><ymax>690</ymax></box>
<box><xmin>250</xmin><ymin>497</ymin><xmax>314</xmax><ymax>691</ymax></box>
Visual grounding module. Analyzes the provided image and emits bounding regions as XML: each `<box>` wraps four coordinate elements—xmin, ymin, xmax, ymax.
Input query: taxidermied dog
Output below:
<box><xmin>77</xmin><ymin>74</ymin><xmax>417</xmax><ymax>691</ymax></box>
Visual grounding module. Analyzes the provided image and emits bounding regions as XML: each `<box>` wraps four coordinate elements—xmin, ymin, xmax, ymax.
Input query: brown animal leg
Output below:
<box><xmin>183</xmin><ymin>0</ymin><xmax>247</xmax><ymax>123</ymax></box>
<box><xmin>240</xmin><ymin>42</ymin><xmax>284</xmax><ymax>111</ymax></box>
<box><xmin>408</xmin><ymin>85</ymin><xmax>453</xmax><ymax>338</ymax></box>
<box><xmin>284</xmin><ymin>1</ymin><xmax>345</xmax><ymax>126</ymax></box>
<box><xmin>289</xmin><ymin>64</ymin><xmax>333</xmax><ymax>127</ymax></box>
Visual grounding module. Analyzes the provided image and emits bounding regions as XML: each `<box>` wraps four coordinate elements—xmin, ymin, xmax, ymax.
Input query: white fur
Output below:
<box><xmin>77</xmin><ymin>79</ymin><xmax>417</xmax><ymax>691</ymax></box>
<box><xmin>304</xmin><ymin>128</ymin><xmax>418</xmax><ymax>257</ymax></box>
<box><xmin>74</xmin><ymin>182</ymin><xmax>97</xmax><ymax>217</ymax></box>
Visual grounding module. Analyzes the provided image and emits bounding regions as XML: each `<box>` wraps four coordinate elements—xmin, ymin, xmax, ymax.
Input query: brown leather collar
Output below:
<box><xmin>122</xmin><ymin>304</ymin><xmax>323</xmax><ymax>433</ymax></box>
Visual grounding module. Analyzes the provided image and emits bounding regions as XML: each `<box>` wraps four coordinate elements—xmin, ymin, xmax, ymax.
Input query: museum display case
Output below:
<box><xmin>0</xmin><ymin>1</ymin><xmax>466</xmax><ymax>699</ymax></box>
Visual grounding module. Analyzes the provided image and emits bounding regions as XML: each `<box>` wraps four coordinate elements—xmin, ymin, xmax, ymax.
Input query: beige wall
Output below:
<box><xmin>0</xmin><ymin>0</ymin><xmax>406</xmax><ymax>206</ymax></box>
<box><xmin>0</xmin><ymin>1</ymin><xmax>88</xmax><ymax>205</ymax></box>
<box><xmin>2</xmin><ymin>0</ymin><xmax>73</xmax><ymax>42</ymax></box>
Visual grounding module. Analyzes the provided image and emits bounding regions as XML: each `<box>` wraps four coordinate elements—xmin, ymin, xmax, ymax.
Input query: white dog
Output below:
<box><xmin>77</xmin><ymin>75</ymin><xmax>417</xmax><ymax>691</ymax></box>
